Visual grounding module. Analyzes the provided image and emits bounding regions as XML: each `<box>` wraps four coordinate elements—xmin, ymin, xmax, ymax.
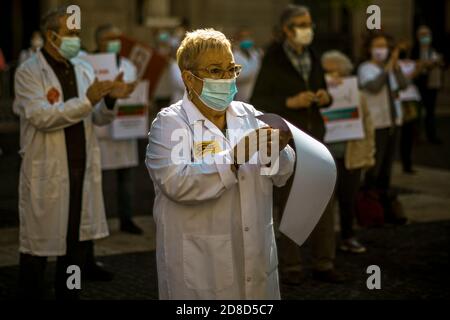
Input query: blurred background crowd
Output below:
<box><xmin>0</xmin><ymin>0</ymin><xmax>449</xmax><ymax>299</ymax></box>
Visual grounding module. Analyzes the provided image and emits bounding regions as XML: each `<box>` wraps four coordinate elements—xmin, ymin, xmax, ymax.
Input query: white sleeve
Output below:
<box><xmin>261</xmin><ymin>145</ymin><xmax>296</xmax><ymax>187</ymax></box>
<box><xmin>91</xmin><ymin>99</ymin><xmax>118</xmax><ymax>126</ymax></box>
<box><xmin>146</xmin><ymin>111</ymin><xmax>238</xmax><ymax>204</ymax></box>
<box><xmin>14</xmin><ymin>65</ymin><xmax>92</xmax><ymax>132</ymax></box>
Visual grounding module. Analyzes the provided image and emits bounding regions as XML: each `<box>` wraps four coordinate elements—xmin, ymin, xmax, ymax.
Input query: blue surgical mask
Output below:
<box><xmin>240</xmin><ymin>39</ymin><xmax>254</xmax><ymax>50</ymax></box>
<box><xmin>52</xmin><ymin>32</ymin><xmax>81</xmax><ymax>59</ymax></box>
<box><xmin>106</xmin><ymin>40</ymin><xmax>122</xmax><ymax>54</ymax></box>
<box><xmin>191</xmin><ymin>72</ymin><xmax>238</xmax><ymax>111</ymax></box>
<box><xmin>420</xmin><ymin>35</ymin><xmax>432</xmax><ymax>46</ymax></box>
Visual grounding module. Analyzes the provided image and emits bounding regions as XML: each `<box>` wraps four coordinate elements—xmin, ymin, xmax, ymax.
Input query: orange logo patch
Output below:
<box><xmin>46</xmin><ymin>87</ymin><xmax>60</xmax><ymax>104</ymax></box>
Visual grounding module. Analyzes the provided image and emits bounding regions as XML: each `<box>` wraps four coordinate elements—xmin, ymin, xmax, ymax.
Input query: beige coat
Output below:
<box><xmin>345</xmin><ymin>95</ymin><xmax>376</xmax><ymax>170</ymax></box>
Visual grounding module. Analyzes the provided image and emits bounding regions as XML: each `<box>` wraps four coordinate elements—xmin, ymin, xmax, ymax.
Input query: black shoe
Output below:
<box><xmin>312</xmin><ymin>269</ymin><xmax>346</xmax><ymax>283</ymax></box>
<box><xmin>84</xmin><ymin>262</ymin><xmax>114</xmax><ymax>282</ymax></box>
<box><xmin>120</xmin><ymin>219</ymin><xmax>143</xmax><ymax>235</ymax></box>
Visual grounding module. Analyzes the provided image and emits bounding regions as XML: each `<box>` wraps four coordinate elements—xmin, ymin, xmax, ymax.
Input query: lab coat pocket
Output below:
<box><xmin>30</xmin><ymin>160</ymin><xmax>61</xmax><ymax>199</ymax></box>
<box><xmin>183</xmin><ymin>233</ymin><xmax>234</xmax><ymax>291</ymax></box>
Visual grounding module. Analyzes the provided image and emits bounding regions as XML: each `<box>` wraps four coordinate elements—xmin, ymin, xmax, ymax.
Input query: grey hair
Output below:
<box><xmin>176</xmin><ymin>28</ymin><xmax>232</xmax><ymax>71</ymax></box>
<box><xmin>321</xmin><ymin>50</ymin><xmax>354</xmax><ymax>76</ymax></box>
<box><xmin>40</xmin><ymin>6</ymin><xmax>69</xmax><ymax>35</ymax></box>
<box><xmin>279</xmin><ymin>4</ymin><xmax>310</xmax><ymax>27</ymax></box>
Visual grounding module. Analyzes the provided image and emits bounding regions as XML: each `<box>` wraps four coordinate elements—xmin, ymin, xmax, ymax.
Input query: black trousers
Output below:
<box><xmin>335</xmin><ymin>158</ymin><xmax>362</xmax><ymax>240</ymax></box>
<box><xmin>417</xmin><ymin>81</ymin><xmax>439</xmax><ymax>141</ymax></box>
<box><xmin>19</xmin><ymin>165</ymin><xmax>90</xmax><ymax>300</ymax></box>
<box><xmin>117</xmin><ymin>167</ymin><xmax>134</xmax><ymax>223</ymax></box>
<box><xmin>400</xmin><ymin>120</ymin><xmax>418</xmax><ymax>171</ymax></box>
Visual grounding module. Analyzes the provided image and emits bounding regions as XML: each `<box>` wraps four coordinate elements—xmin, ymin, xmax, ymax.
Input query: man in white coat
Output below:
<box><xmin>146</xmin><ymin>29</ymin><xmax>295</xmax><ymax>299</ymax></box>
<box><xmin>94</xmin><ymin>24</ymin><xmax>142</xmax><ymax>234</ymax></box>
<box><xmin>14</xmin><ymin>7</ymin><xmax>135</xmax><ymax>299</ymax></box>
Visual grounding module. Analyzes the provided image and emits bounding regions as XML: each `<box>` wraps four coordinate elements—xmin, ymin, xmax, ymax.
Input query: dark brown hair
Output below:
<box><xmin>361</xmin><ymin>30</ymin><xmax>394</xmax><ymax>61</ymax></box>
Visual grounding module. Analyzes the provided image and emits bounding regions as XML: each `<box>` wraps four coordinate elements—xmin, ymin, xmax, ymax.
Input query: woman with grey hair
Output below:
<box><xmin>322</xmin><ymin>50</ymin><xmax>375</xmax><ymax>253</ymax></box>
<box><xmin>146</xmin><ymin>28</ymin><xmax>295</xmax><ymax>299</ymax></box>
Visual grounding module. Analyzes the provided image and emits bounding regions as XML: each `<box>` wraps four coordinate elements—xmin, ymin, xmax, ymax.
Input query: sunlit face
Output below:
<box><xmin>182</xmin><ymin>47</ymin><xmax>237</xmax><ymax>115</ymax></box>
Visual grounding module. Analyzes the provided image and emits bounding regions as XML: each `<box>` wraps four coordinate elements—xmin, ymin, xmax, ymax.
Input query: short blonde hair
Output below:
<box><xmin>176</xmin><ymin>28</ymin><xmax>232</xmax><ymax>71</ymax></box>
<box><xmin>321</xmin><ymin>50</ymin><xmax>354</xmax><ymax>76</ymax></box>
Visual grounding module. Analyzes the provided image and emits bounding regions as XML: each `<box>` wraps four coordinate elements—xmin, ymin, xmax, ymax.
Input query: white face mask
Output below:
<box><xmin>372</xmin><ymin>47</ymin><xmax>389</xmax><ymax>62</ymax></box>
<box><xmin>293</xmin><ymin>28</ymin><xmax>314</xmax><ymax>46</ymax></box>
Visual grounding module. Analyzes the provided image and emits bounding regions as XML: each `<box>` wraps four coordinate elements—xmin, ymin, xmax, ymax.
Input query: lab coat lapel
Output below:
<box><xmin>226</xmin><ymin>102</ymin><xmax>253</xmax><ymax>146</ymax></box>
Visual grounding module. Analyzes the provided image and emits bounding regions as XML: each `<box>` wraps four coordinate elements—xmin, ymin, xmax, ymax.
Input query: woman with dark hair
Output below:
<box><xmin>357</xmin><ymin>31</ymin><xmax>409</xmax><ymax>224</ymax></box>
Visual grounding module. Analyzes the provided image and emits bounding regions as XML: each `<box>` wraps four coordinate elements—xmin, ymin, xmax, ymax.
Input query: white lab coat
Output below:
<box><xmin>146</xmin><ymin>94</ymin><xmax>296</xmax><ymax>299</ymax></box>
<box><xmin>13</xmin><ymin>51</ymin><xmax>117</xmax><ymax>256</ymax></box>
<box><xmin>96</xmin><ymin>57</ymin><xmax>139</xmax><ymax>170</ymax></box>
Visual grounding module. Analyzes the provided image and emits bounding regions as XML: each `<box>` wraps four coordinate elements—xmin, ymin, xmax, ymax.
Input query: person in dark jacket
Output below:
<box><xmin>251</xmin><ymin>10</ymin><xmax>331</xmax><ymax>139</ymax></box>
<box><xmin>411</xmin><ymin>25</ymin><xmax>444</xmax><ymax>144</ymax></box>
<box><xmin>251</xmin><ymin>4</ymin><xmax>344</xmax><ymax>284</ymax></box>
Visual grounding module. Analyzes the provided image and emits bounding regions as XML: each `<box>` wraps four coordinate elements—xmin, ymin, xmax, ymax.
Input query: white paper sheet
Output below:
<box><xmin>80</xmin><ymin>53</ymin><xmax>118</xmax><ymax>81</ymax></box>
<box><xmin>398</xmin><ymin>61</ymin><xmax>421</xmax><ymax>102</ymax></box>
<box><xmin>111</xmin><ymin>81</ymin><xmax>150</xmax><ymax>140</ymax></box>
<box><xmin>257</xmin><ymin>114</ymin><xmax>337</xmax><ymax>246</ymax></box>
<box><xmin>321</xmin><ymin>76</ymin><xmax>365</xmax><ymax>143</ymax></box>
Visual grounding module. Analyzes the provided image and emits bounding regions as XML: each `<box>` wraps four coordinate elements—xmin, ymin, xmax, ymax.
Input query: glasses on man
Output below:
<box><xmin>289</xmin><ymin>22</ymin><xmax>316</xmax><ymax>30</ymax></box>
<box><xmin>193</xmin><ymin>64</ymin><xmax>242</xmax><ymax>79</ymax></box>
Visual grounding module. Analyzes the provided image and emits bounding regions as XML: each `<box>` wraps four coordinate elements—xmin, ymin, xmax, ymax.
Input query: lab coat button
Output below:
<box><xmin>247</xmin><ymin>277</ymin><xmax>252</xmax><ymax>282</ymax></box>
<box><xmin>244</xmin><ymin>227</ymin><xmax>249</xmax><ymax>232</ymax></box>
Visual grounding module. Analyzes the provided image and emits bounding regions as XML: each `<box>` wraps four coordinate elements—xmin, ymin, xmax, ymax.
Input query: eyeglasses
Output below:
<box><xmin>289</xmin><ymin>22</ymin><xmax>316</xmax><ymax>30</ymax></box>
<box><xmin>192</xmin><ymin>64</ymin><xmax>242</xmax><ymax>79</ymax></box>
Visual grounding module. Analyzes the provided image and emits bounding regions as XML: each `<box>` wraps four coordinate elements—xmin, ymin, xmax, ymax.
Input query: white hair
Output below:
<box><xmin>321</xmin><ymin>50</ymin><xmax>354</xmax><ymax>76</ymax></box>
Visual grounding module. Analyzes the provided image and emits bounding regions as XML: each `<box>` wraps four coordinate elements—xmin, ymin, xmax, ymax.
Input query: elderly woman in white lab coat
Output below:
<box><xmin>146</xmin><ymin>29</ymin><xmax>296</xmax><ymax>300</ymax></box>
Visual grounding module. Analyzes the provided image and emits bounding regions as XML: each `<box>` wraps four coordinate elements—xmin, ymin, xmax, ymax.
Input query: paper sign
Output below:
<box><xmin>80</xmin><ymin>53</ymin><xmax>118</xmax><ymax>81</ymax></box>
<box><xmin>256</xmin><ymin>114</ymin><xmax>337</xmax><ymax>246</ymax></box>
<box><xmin>118</xmin><ymin>35</ymin><xmax>169</xmax><ymax>98</ymax></box>
<box><xmin>110</xmin><ymin>81</ymin><xmax>149</xmax><ymax>140</ymax></box>
<box><xmin>398</xmin><ymin>61</ymin><xmax>421</xmax><ymax>102</ymax></box>
<box><xmin>321</xmin><ymin>76</ymin><xmax>365</xmax><ymax>143</ymax></box>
